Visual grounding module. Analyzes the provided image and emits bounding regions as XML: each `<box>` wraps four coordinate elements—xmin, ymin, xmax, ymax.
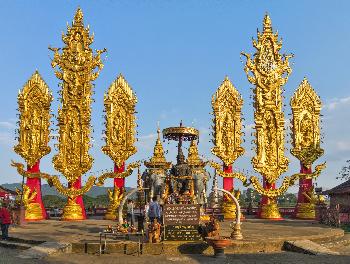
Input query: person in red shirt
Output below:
<box><xmin>0</xmin><ymin>202</ymin><xmax>11</xmax><ymax>240</ymax></box>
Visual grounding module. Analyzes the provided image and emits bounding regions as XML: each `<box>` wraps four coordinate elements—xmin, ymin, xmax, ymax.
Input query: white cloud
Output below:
<box><xmin>0</xmin><ymin>121</ymin><xmax>16</xmax><ymax>129</ymax></box>
<box><xmin>324</xmin><ymin>96</ymin><xmax>350</xmax><ymax>111</ymax></box>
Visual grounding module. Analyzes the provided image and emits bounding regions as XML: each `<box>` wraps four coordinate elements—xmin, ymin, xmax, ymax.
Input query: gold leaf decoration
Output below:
<box><xmin>102</xmin><ymin>74</ymin><xmax>137</xmax><ymax>168</ymax></box>
<box><xmin>290</xmin><ymin>78</ymin><xmax>324</xmax><ymax>167</ymax></box>
<box><xmin>14</xmin><ymin>71</ymin><xmax>53</xmax><ymax>167</ymax></box>
<box><xmin>50</xmin><ymin>8</ymin><xmax>106</xmax><ymax>183</ymax></box>
<box><xmin>242</xmin><ymin>14</ymin><xmax>292</xmax><ymax>183</ymax></box>
<box><xmin>211</xmin><ymin>76</ymin><xmax>244</xmax><ymax>166</ymax></box>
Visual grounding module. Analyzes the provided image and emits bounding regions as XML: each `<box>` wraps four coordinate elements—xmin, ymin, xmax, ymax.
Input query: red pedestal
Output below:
<box><xmin>114</xmin><ymin>163</ymin><xmax>125</xmax><ymax>190</ymax></box>
<box><xmin>71</xmin><ymin>177</ymin><xmax>86</xmax><ymax>219</ymax></box>
<box><xmin>295</xmin><ymin>163</ymin><xmax>313</xmax><ymax>218</ymax></box>
<box><xmin>26</xmin><ymin>161</ymin><xmax>47</xmax><ymax>220</ymax></box>
<box><xmin>223</xmin><ymin>164</ymin><xmax>234</xmax><ymax>193</ymax></box>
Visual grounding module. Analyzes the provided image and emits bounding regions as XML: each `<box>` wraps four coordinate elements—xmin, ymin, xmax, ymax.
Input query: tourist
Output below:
<box><xmin>0</xmin><ymin>202</ymin><xmax>11</xmax><ymax>240</ymax></box>
<box><xmin>148</xmin><ymin>196</ymin><xmax>161</xmax><ymax>223</ymax></box>
<box><xmin>126</xmin><ymin>199</ymin><xmax>135</xmax><ymax>226</ymax></box>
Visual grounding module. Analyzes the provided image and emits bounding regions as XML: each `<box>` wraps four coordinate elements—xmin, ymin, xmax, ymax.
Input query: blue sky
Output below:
<box><xmin>0</xmin><ymin>1</ymin><xmax>349</xmax><ymax>192</ymax></box>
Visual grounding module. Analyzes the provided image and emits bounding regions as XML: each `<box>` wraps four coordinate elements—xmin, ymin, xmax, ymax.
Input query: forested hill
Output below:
<box><xmin>1</xmin><ymin>183</ymin><xmax>132</xmax><ymax>198</ymax></box>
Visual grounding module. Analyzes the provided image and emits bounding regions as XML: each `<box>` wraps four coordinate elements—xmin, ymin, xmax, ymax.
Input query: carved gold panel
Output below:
<box><xmin>14</xmin><ymin>71</ymin><xmax>52</xmax><ymax>167</ymax></box>
<box><xmin>211</xmin><ymin>76</ymin><xmax>244</xmax><ymax>166</ymax></box>
<box><xmin>102</xmin><ymin>74</ymin><xmax>137</xmax><ymax>167</ymax></box>
<box><xmin>291</xmin><ymin>78</ymin><xmax>324</xmax><ymax>167</ymax></box>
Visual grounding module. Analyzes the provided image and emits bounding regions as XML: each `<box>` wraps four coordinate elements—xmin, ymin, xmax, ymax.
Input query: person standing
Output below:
<box><xmin>126</xmin><ymin>199</ymin><xmax>135</xmax><ymax>226</ymax></box>
<box><xmin>0</xmin><ymin>202</ymin><xmax>12</xmax><ymax>240</ymax></box>
<box><xmin>148</xmin><ymin>196</ymin><xmax>161</xmax><ymax>223</ymax></box>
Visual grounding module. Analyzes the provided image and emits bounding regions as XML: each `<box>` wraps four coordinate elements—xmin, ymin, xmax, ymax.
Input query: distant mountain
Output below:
<box><xmin>1</xmin><ymin>183</ymin><xmax>132</xmax><ymax>198</ymax></box>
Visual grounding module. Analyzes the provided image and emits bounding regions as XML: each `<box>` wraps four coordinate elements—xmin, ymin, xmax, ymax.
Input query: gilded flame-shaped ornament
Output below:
<box><xmin>102</xmin><ymin>74</ymin><xmax>137</xmax><ymax>168</ymax></box>
<box><xmin>144</xmin><ymin>127</ymin><xmax>171</xmax><ymax>169</ymax></box>
<box><xmin>242</xmin><ymin>14</ymin><xmax>292</xmax><ymax>183</ymax></box>
<box><xmin>211</xmin><ymin>76</ymin><xmax>244</xmax><ymax>166</ymax></box>
<box><xmin>50</xmin><ymin>8</ymin><xmax>106</xmax><ymax>183</ymax></box>
<box><xmin>14</xmin><ymin>71</ymin><xmax>53</xmax><ymax>167</ymax></box>
<box><xmin>291</xmin><ymin>78</ymin><xmax>324</xmax><ymax>167</ymax></box>
<box><xmin>187</xmin><ymin>140</ymin><xmax>206</xmax><ymax>168</ymax></box>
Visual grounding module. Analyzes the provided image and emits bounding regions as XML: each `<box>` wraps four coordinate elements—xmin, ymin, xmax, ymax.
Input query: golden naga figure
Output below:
<box><xmin>16</xmin><ymin>185</ymin><xmax>42</xmax><ymax>220</ymax></box>
<box><xmin>104</xmin><ymin>187</ymin><xmax>124</xmax><ymax>220</ymax></box>
<box><xmin>49</xmin><ymin>8</ymin><xmax>105</xmax><ymax>220</ymax></box>
<box><xmin>14</xmin><ymin>71</ymin><xmax>53</xmax><ymax>167</ymax></box>
<box><xmin>290</xmin><ymin>78</ymin><xmax>324</xmax><ymax>168</ymax></box>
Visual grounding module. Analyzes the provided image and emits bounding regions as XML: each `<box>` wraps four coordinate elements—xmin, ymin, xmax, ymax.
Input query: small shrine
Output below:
<box><xmin>143</xmin><ymin>122</ymin><xmax>210</xmax><ymax>206</ymax></box>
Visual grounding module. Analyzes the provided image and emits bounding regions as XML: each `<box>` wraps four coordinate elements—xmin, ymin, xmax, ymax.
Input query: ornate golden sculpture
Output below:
<box><xmin>144</xmin><ymin>127</ymin><xmax>171</xmax><ymax>169</ymax></box>
<box><xmin>211</xmin><ymin>76</ymin><xmax>244</xmax><ymax>166</ymax></box>
<box><xmin>104</xmin><ymin>187</ymin><xmax>124</xmax><ymax>220</ymax></box>
<box><xmin>102</xmin><ymin>74</ymin><xmax>137</xmax><ymax>168</ymax></box>
<box><xmin>222</xmin><ymin>189</ymin><xmax>241</xmax><ymax>219</ymax></box>
<box><xmin>49</xmin><ymin>8</ymin><xmax>105</xmax><ymax>220</ymax></box>
<box><xmin>50</xmin><ymin>8</ymin><xmax>105</xmax><ymax>182</ymax></box>
<box><xmin>291</xmin><ymin>78</ymin><xmax>324</xmax><ymax>168</ymax></box>
<box><xmin>187</xmin><ymin>140</ymin><xmax>206</xmax><ymax>168</ymax></box>
<box><xmin>241</xmin><ymin>14</ymin><xmax>292</xmax><ymax>218</ymax></box>
<box><xmin>14</xmin><ymin>71</ymin><xmax>53</xmax><ymax>167</ymax></box>
<box><xmin>242</xmin><ymin>14</ymin><xmax>292</xmax><ymax>184</ymax></box>
<box><xmin>15</xmin><ymin>185</ymin><xmax>42</xmax><ymax>220</ymax></box>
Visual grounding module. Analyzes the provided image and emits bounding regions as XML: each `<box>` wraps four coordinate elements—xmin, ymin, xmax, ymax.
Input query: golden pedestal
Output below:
<box><xmin>295</xmin><ymin>202</ymin><xmax>315</xmax><ymax>219</ymax></box>
<box><xmin>62</xmin><ymin>198</ymin><xmax>84</xmax><ymax>221</ymax></box>
<box><xmin>260</xmin><ymin>201</ymin><xmax>282</xmax><ymax>219</ymax></box>
<box><xmin>223</xmin><ymin>202</ymin><xmax>237</xmax><ymax>219</ymax></box>
<box><xmin>104</xmin><ymin>205</ymin><xmax>118</xmax><ymax>220</ymax></box>
<box><xmin>25</xmin><ymin>202</ymin><xmax>44</xmax><ymax>221</ymax></box>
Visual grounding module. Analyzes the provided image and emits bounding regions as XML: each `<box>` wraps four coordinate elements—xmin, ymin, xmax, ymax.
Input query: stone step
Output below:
<box><xmin>284</xmin><ymin>240</ymin><xmax>340</xmax><ymax>255</ymax></box>
<box><xmin>17</xmin><ymin>241</ymin><xmax>71</xmax><ymax>259</ymax></box>
<box><xmin>0</xmin><ymin>240</ymin><xmax>32</xmax><ymax>250</ymax></box>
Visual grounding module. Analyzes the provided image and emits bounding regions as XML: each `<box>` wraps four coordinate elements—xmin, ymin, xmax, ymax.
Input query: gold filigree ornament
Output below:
<box><xmin>242</xmin><ymin>14</ymin><xmax>292</xmax><ymax>184</ymax></box>
<box><xmin>102</xmin><ymin>74</ymin><xmax>137</xmax><ymax>168</ymax></box>
<box><xmin>50</xmin><ymin>8</ymin><xmax>106</xmax><ymax>184</ymax></box>
<box><xmin>211</xmin><ymin>76</ymin><xmax>244</xmax><ymax>167</ymax></box>
<box><xmin>14</xmin><ymin>71</ymin><xmax>53</xmax><ymax>167</ymax></box>
<box><xmin>290</xmin><ymin>78</ymin><xmax>324</xmax><ymax>168</ymax></box>
<box><xmin>48</xmin><ymin>8</ymin><xmax>105</xmax><ymax>220</ymax></box>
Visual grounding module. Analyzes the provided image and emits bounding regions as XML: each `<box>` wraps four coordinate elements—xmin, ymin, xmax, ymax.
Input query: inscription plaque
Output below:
<box><xmin>163</xmin><ymin>204</ymin><xmax>200</xmax><ymax>225</ymax></box>
<box><xmin>164</xmin><ymin>225</ymin><xmax>202</xmax><ymax>241</ymax></box>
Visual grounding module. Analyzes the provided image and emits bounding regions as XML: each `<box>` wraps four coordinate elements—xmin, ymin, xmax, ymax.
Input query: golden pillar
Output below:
<box><xmin>14</xmin><ymin>71</ymin><xmax>52</xmax><ymax>221</ymax></box>
<box><xmin>211</xmin><ymin>76</ymin><xmax>245</xmax><ymax>219</ymax></box>
<box><xmin>291</xmin><ymin>78</ymin><xmax>324</xmax><ymax>219</ymax></box>
<box><xmin>242</xmin><ymin>14</ymin><xmax>292</xmax><ymax>219</ymax></box>
<box><xmin>50</xmin><ymin>8</ymin><xmax>106</xmax><ymax>220</ymax></box>
<box><xmin>101</xmin><ymin>74</ymin><xmax>138</xmax><ymax>220</ymax></box>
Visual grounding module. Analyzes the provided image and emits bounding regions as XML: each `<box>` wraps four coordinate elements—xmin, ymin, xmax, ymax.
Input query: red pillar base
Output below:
<box><xmin>295</xmin><ymin>164</ymin><xmax>315</xmax><ymax>219</ymax></box>
<box><xmin>25</xmin><ymin>161</ymin><xmax>47</xmax><ymax>221</ymax></box>
<box><xmin>62</xmin><ymin>177</ymin><xmax>86</xmax><ymax>221</ymax></box>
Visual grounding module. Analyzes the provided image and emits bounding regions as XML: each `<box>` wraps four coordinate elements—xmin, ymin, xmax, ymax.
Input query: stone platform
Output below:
<box><xmin>8</xmin><ymin>219</ymin><xmax>344</xmax><ymax>255</ymax></box>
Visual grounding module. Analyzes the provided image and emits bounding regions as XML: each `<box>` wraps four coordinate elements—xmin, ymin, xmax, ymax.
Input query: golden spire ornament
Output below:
<box><xmin>102</xmin><ymin>74</ymin><xmax>137</xmax><ymax>168</ymax></box>
<box><xmin>242</xmin><ymin>14</ymin><xmax>292</xmax><ymax>219</ymax></box>
<box><xmin>291</xmin><ymin>78</ymin><xmax>324</xmax><ymax>168</ymax></box>
<box><xmin>144</xmin><ymin>127</ymin><xmax>171</xmax><ymax>169</ymax></box>
<box><xmin>14</xmin><ymin>71</ymin><xmax>52</xmax><ymax>167</ymax></box>
<box><xmin>50</xmin><ymin>8</ymin><xmax>106</xmax><ymax>220</ymax></box>
<box><xmin>211</xmin><ymin>76</ymin><xmax>245</xmax><ymax>166</ymax></box>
